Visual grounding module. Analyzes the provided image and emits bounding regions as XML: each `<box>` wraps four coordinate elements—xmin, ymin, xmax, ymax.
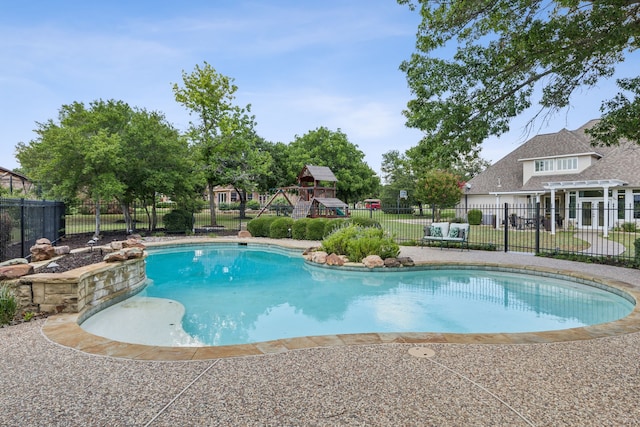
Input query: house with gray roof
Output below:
<box><xmin>463</xmin><ymin>120</ymin><xmax>640</xmax><ymax>235</ymax></box>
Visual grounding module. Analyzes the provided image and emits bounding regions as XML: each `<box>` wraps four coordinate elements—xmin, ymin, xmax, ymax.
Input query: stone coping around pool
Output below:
<box><xmin>41</xmin><ymin>243</ymin><xmax>640</xmax><ymax>361</ymax></box>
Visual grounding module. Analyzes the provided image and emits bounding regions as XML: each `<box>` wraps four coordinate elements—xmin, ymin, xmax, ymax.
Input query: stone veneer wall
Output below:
<box><xmin>10</xmin><ymin>257</ymin><xmax>146</xmax><ymax>316</ymax></box>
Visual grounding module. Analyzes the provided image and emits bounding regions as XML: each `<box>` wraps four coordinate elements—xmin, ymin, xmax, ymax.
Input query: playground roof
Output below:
<box><xmin>299</xmin><ymin>165</ymin><xmax>338</xmax><ymax>182</ymax></box>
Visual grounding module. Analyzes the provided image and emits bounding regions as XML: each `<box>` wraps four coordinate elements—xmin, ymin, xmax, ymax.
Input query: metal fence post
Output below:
<box><xmin>535</xmin><ymin>201</ymin><xmax>541</xmax><ymax>254</ymax></box>
<box><xmin>504</xmin><ymin>202</ymin><xmax>509</xmax><ymax>252</ymax></box>
<box><xmin>20</xmin><ymin>198</ymin><xmax>26</xmax><ymax>258</ymax></box>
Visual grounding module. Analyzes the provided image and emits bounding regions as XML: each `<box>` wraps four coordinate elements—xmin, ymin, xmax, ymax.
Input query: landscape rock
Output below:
<box><xmin>54</xmin><ymin>246</ymin><xmax>70</xmax><ymax>255</ymax></box>
<box><xmin>237</xmin><ymin>230</ymin><xmax>252</xmax><ymax>238</ymax></box>
<box><xmin>0</xmin><ymin>258</ymin><xmax>29</xmax><ymax>267</ymax></box>
<box><xmin>397</xmin><ymin>256</ymin><xmax>415</xmax><ymax>266</ymax></box>
<box><xmin>0</xmin><ymin>264</ymin><xmax>34</xmax><ymax>280</ymax></box>
<box><xmin>326</xmin><ymin>253</ymin><xmax>345</xmax><ymax>266</ymax></box>
<box><xmin>110</xmin><ymin>241</ymin><xmax>123</xmax><ymax>250</ymax></box>
<box><xmin>383</xmin><ymin>258</ymin><xmax>401</xmax><ymax>268</ymax></box>
<box><xmin>122</xmin><ymin>239</ymin><xmax>146</xmax><ymax>249</ymax></box>
<box><xmin>103</xmin><ymin>247</ymin><xmax>144</xmax><ymax>263</ymax></box>
<box><xmin>303</xmin><ymin>247</ymin><xmax>320</xmax><ymax>256</ymax></box>
<box><xmin>362</xmin><ymin>255</ymin><xmax>384</xmax><ymax>268</ymax></box>
<box><xmin>311</xmin><ymin>251</ymin><xmax>328</xmax><ymax>264</ymax></box>
<box><xmin>35</xmin><ymin>238</ymin><xmax>51</xmax><ymax>245</ymax></box>
<box><xmin>30</xmin><ymin>243</ymin><xmax>56</xmax><ymax>262</ymax></box>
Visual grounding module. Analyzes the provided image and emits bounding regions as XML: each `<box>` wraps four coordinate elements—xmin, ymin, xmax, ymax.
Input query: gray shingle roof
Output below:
<box><xmin>467</xmin><ymin>120</ymin><xmax>640</xmax><ymax>194</ymax></box>
<box><xmin>299</xmin><ymin>165</ymin><xmax>338</xmax><ymax>182</ymax></box>
<box><xmin>314</xmin><ymin>197</ymin><xmax>348</xmax><ymax>208</ymax></box>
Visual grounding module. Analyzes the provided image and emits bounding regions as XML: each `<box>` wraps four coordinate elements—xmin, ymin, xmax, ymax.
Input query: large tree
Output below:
<box><xmin>399</xmin><ymin>0</ymin><xmax>640</xmax><ymax>162</ymax></box>
<box><xmin>119</xmin><ymin>109</ymin><xmax>196</xmax><ymax>232</ymax></box>
<box><xmin>16</xmin><ymin>100</ymin><xmax>129</xmax><ymax>237</ymax></box>
<box><xmin>173</xmin><ymin>62</ymin><xmax>255</xmax><ymax>226</ymax></box>
<box><xmin>286</xmin><ymin>127</ymin><xmax>380</xmax><ymax>204</ymax></box>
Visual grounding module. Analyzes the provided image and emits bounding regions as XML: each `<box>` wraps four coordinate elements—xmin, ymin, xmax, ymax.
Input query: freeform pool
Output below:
<box><xmin>80</xmin><ymin>244</ymin><xmax>634</xmax><ymax>347</ymax></box>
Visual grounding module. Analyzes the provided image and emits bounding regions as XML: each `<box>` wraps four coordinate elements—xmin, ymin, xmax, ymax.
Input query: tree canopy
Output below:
<box><xmin>15</xmin><ymin>99</ymin><xmax>191</xmax><ymax>235</ymax></box>
<box><xmin>399</xmin><ymin>0</ymin><xmax>640</xmax><ymax>161</ymax></box>
<box><xmin>173</xmin><ymin>62</ymin><xmax>270</xmax><ymax>221</ymax></box>
<box><xmin>286</xmin><ymin>127</ymin><xmax>380</xmax><ymax>204</ymax></box>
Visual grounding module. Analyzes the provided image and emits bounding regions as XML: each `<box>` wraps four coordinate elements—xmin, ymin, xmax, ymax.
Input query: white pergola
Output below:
<box><xmin>543</xmin><ymin>179</ymin><xmax>627</xmax><ymax>236</ymax></box>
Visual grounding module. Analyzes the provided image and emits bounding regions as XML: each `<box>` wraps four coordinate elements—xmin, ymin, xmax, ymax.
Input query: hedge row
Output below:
<box><xmin>246</xmin><ymin>216</ymin><xmax>381</xmax><ymax>240</ymax></box>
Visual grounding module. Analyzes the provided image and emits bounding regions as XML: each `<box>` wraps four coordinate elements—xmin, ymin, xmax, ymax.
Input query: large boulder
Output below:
<box><xmin>383</xmin><ymin>258</ymin><xmax>401</xmax><ymax>268</ymax></box>
<box><xmin>326</xmin><ymin>253</ymin><xmax>347</xmax><ymax>266</ymax></box>
<box><xmin>122</xmin><ymin>238</ymin><xmax>146</xmax><ymax>249</ymax></box>
<box><xmin>0</xmin><ymin>264</ymin><xmax>34</xmax><ymax>280</ymax></box>
<box><xmin>311</xmin><ymin>251</ymin><xmax>328</xmax><ymax>264</ymax></box>
<box><xmin>397</xmin><ymin>257</ymin><xmax>415</xmax><ymax>267</ymax></box>
<box><xmin>103</xmin><ymin>247</ymin><xmax>144</xmax><ymax>263</ymax></box>
<box><xmin>30</xmin><ymin>243</ymin><xmax>56</xmax><ymax>262</ymax></box>
<box><xmin>362</xmin><ymin>255</ymin><xmax>384</xmax><ymax>268</ymax></box>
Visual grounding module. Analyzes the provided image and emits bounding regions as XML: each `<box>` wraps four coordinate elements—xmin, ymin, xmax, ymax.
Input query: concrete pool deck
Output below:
<box><xmin>2</xmin><ymin>237</ymin><xmax>640</xmax><ymax>425</ymax></box>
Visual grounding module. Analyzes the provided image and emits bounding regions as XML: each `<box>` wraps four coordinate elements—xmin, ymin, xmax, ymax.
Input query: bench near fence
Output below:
<box><xmin>422</xmin><ymin>222</ymin><xmax>470</xmax><ymax>251</ymax></box>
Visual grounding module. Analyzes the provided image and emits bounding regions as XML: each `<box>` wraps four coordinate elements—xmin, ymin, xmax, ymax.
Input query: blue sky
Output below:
<box><xmin>1</xmin><ymin>1</ymin><xmax>638</xmax><ymax>177</ymax></box>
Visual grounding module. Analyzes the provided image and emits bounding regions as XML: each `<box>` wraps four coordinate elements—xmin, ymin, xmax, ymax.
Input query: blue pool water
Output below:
<box><xmin>126</xmin><ymin>244</ymin><xmax>635</xmax><ymax>346</ymax></box>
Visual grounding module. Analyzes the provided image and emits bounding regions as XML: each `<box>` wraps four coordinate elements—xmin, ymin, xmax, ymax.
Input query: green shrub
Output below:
<box><xmin>246</xmin><ymin>200</ymin><xmax>261</xmax><ymax>210</ymax></box>
<box><xmin>163</xmin><ymin>209</ymin><xmax>194</xmax><ymax>233</ymax></box>
<box><xmin>349</xmin><ymin>216</ymin><xmax>381</xmax><ymax>228</ymax></box>
<box><xmin>0</xmin><ymin>284</ymin><xmax>17</xmax><ymax>325</ymax></box>
<box><xmin>621</xmin><ymin>222</ymin><xmax>637</xmax><ymax>232</ymax></box>
<box><xmin>246</xmin><ymin>216</ymin><xmax>278</xmax><ymax>237</ymax></box>
<box><xmin>346</xmin><ymin>227</ymin><xmax>400</xmax><ymax>262</ymax></box>
<box><xmin>291</xmin><ymin>218</ymin><xmax>310</xmax><ymax>240</ymax></box>
<box><xmin>324</xmin><ymin>218</ymin><xmax>349</xmax><ymax>236</ymax></box>
<box><xmin>306</xmin><ymin>218</ymin><xmax>328</xmax><ymax>240</ymax></box>
<box><xmin>322</xmin><ymin>224</ymin><xmax>359</xmax><ymax>255</ymax></box>
<box><xmin>156</xmin><ymin>201</ymin><xmax>177</xmax><ymax>209</ymax></box>
<box><xmin>467</xmin><ymin>209</ymin><xmax>482</xmax><ymax>225</ymax></box>
<box><xmin>269</xmin><ymin>217</ymin><xmax>294</xmax><ymax>239</ymax></box>
<box><xmin>635</xmin><ymin>238</ymin><xmax>640</xmax><ymax>266</ymax></box>
<box><xmin>320</xmin><ymin>225</ymin><xmax>400</xmax><ymax>262</ymax></box>
<box><xmin>218</xmin><ymin>202</ymin><xmax>241</xmax><ymax>211</ymax></box>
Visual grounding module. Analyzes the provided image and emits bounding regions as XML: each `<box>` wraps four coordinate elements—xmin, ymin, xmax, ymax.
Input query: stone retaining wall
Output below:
<box><xmin>9</xmin><ymin>258</ymin><xmax>146</xmax><ymax>316</ymax></box>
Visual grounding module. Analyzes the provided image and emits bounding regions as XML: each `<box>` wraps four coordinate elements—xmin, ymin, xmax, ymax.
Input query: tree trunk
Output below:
<box><xmin>151</xmin><ymin>198</ymin><xmax>158</xmax><ymax>231</ymax></box>
<box><xmin>238</xmin><ymin>188</ymin><xmax>247</xmax><ymax>219</ymax></box>
<box><xmin>120</xmin><ymin>201</ymin><xmax>133</xmax><ymax>233</ymax></box>
<box><xmin>208</xmin><ymin>181</ymin><xmax>217</xmax><ymax>226</ymax></box>
<box><xmin>93</xmin><ymin>199</ymin><xmax>101</xmax><ymax>239</ymax></box>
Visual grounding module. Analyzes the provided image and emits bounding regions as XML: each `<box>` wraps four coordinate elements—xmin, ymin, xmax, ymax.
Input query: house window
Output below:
<box><xmin>618</xmin><ymin>193</ymin><xmax>625</xmax><ymax>220</ymax></box>
<box><xmin>634</xmin><ymin>190</ymin><xmax>640</xmax><ymax>219</ymax></box>
<box><xmin>535</xmin><ymin>159</ymin><xmax>554</xmax><ymax>172</ymax></box>
<box><xmin>579</xmin><ymin>190</ymin><xmax>604</xmax><ymax>198</ymax></box>
<box><xmin>556</xmin><ymin>157</ymin><xmax>578</xmax><ymax>171</ymax></box>
<box><xmin>218</xmin><ymin>193</ymin><xmax>227</xmax><ymax>204</ymax></box>
<box><xmin>231</xmin><ymin>192</ymin><xmax>238</xmax><ymax>202</ymax></box>
<box><xmin>569</xmin><ymin>192</ymin><xmax>576</xmax><ymax>219</ymax></box>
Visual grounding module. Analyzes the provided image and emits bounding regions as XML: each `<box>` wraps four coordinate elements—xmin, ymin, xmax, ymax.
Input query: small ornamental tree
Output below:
<box><xmin>420</xmin><ymin>170</ymin><xmax>463</xmax><ymax>221</ymax></box>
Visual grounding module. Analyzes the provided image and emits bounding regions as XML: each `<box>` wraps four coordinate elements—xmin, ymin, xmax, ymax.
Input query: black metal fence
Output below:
<box><xmin>1</xmin><ymin>198</ymin><xmax>638</xmax><ymax>264</ymax></box>
<box><xmin>355</xmin><ymin>202</ymin><xmax>639</xmax><ymax>262</ymax></box>
<box><xmin>0</xmin><ymin>198</ymin><xmax>65</xmax><ymax>261</ymax></box>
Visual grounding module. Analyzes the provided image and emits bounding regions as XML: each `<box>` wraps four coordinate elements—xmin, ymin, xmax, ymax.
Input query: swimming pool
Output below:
<box><xmin>81</xmin><ymin>244</ymin><xmax>634</xmax><ymax>347</ymax></box>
